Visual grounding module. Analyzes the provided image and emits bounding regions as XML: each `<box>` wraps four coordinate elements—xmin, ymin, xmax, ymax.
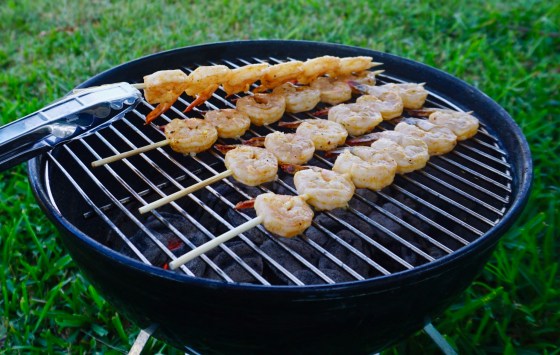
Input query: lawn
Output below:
<box><xmin>1</xmin><ymin>0</ymin><xmax>558</xmax><ymax>353</ymax></box>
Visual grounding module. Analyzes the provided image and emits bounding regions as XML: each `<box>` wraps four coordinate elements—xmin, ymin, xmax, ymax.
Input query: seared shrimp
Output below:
<box><xmin>356</xmin><ymin>91</ymin><xmax>404</xmax><ymax>120</ymax></box>
<box><xmin>328</xmin><ymin>103</ymin><xmax>383</xmax><ymax>136</ymax></box>
<box><xmin>182</xmin><ymin>65</ymin><xmax>231</xmax><ymax>112</ymax></box>
<box><xmin>204</xmin><ymin>109</ymin><xmax>251</xmax><ymax>139</ymax></box>
<box><xmin>143</xmin><ymin>70</ymin><xmax>189</xmax><ymax>104</ymax></box>
<box><xmin>332</xmin><ymin>148</ymin><xmax>397</xmax><ymax>191</ymax></box>
<box><xmin>298</xmin><ymin>55</ymin><xmax>341</xmax><ymax>84</ymax></box>
<box><xmin>352</xmin><ymin>82</ymin><xmax>428</xmax><ymax>110</ymax></box>
<box><xmin>264</xmin><ymin>132</ymin><xmax>315</xmax><ymax>165</ymax></box>
<box><xmin>254</xmin><ymin>193</ymin><xmax>314</xmax><ymax>237</ymax></box>
<box><xmin>395</xmin><ymin>118</ymin><xmax>457</xmax><ymax>155</ymax></box>
<box><xmin>294</xmin><ymin>167</ymin><xmax>355</xmax><ymax>210</ymax></box>
<box><xmin>294</xmin><ymin>119</ymin><xmax>348</xmax><ymax>151</ymax></box>
<box><xmin>164</xmin><ymin>118</ymin><xmax>218</xmax><ymax>155</ymax></box>
<box><xmin>222</xmin><ymin>63</ymin><xmax>269</xmax><ymax>96</ymax></box>
<box><xmin>372</xmin><ymin>131</ymin><xmax>429</xmax><ymax>173</ymax></box>
<box><xmin>224</xmin><ymin>146</ymin><xmax>278</xmax><ymax>186</ymax></box>
<box><xmin>272</xmin><ymin>82</ymin><xmax>321</xmax><ymax>113</ymax></box>
<box><xmin>236</xmin><ymin>93</ymin><xmax>286</xmax><ymax>126</ymax></box>
<box><xmin>310</xmin><ymin>76</ymin><xmax>352</xmax><ymax>105</ymax></box>
<box><xmin>255</xmin><ymin>60</ymin><xmax>304</xmax><ymax>92</ymax></box>
<box><xmin>420</xmin><ymin>109</ymin><xmax>479</xmax><ymax>140</ymax></box>
<box><xmin>334</xmin><ymin>56</ymin><xmax>379</xmax><ymax>77</ymax></box>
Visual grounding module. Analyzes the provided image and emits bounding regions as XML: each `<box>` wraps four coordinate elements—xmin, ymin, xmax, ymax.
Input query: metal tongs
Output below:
<box><xmin>0</xmin><ymin>82</ymin><xmax>142</xmax><ymax>172</ymax></box>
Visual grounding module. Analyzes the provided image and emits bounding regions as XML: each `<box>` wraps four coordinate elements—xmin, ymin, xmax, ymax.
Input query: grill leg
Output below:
<box><xmin>423</xmin><ymin>323</ymin><xmax>458</xmax><ymax>355</ymax></box>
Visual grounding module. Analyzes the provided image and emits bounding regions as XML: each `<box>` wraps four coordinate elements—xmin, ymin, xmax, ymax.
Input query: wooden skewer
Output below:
<box><xmin>168</xmin><ymin>215</ymin><xmax>264</xmax><ymax>270</ymax></box>
<box><xmin>138</xmin><ymin>169</ymin><xmax>233</xmax><ymax>214</ymax></box>
<box><xmin>91</xmin><ymin>139</ymin><xmax>170</xmax><ymax>167</ymax></box>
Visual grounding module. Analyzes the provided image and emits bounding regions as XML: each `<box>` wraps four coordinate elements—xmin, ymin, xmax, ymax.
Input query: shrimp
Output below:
<box><xmin>328</xmin><ymin>103</ymin><xmax>383</xmax><ymax>136</ymax></box>
<box><xmin>222</xmin><ymin>63</ymin><xmax>269</xmax><ymax>96</ymax></box>
<box><xmin>394</xmin><ymin>118</ymin><xmax>457</xmax><ymax>156</ymax></box>
<box><xmin>291</xmin><ymin>119</ymin><xmax>348</xmax><ymax>151</ymax></box>
<box><xmin>367</xmin><ymin>131</ymin><xmax>429</xmax><ymax>174</ymax></box>
<box><xmin>272</xmin><ymin>82</ymin><xmax>321</xmax><ymax>113</ymax></box>
<box><xmin>350</xmin><ymin>82</ymin><xmax>428</xmax><ymax>110</ymax></box>
<box><xmin>236</xmin><ymin>93</ymin><xmax>286</xmax><ymax>126</ymax></box>
<box><xmin>332</xmin><ymin>148</ymin><xmax>397</xmax><ymax>191</ymax></box>
<box><xmin>143</xmin><ymin>70</ymin><xmax>189</xmax><ymax>124</ymax></box>
<box><xmin>164</xmin><ymin>118</ymin><xmax>218</xmax><ymax>155</ymax></box>
<box><xmin>334</xmin><ymin>56</ymin><xmax>379</xmax><ymax>77</ymax></box>
<box><xmin>355</xmin><ymin>91</ymin><xmax>404</xmax><ymax>120</ymax></box>
<box><xmin>183</xmin><ymin>65</ymin><xmax>231</xmax><ymax>112</ymax></box>
<box><xmin>264</xmin><ymin>132</ymin><xmax>315</xmax><ymax>165</ymax></box>
<box><xmin>298</xmin><ymin>55</ymin><xmax>341</xmax><ymax>85</ymax></box>
<box><xmin>204</xmin><ymin>109</ymin><xmax>251</xmax><ymax>139</ymax></box>
<box><xmin>293</xmin><ymin>167</ymin><xmax>355</xmax><ymax>211</ymax></box>
<box><xmin>224</xmin><ymin>146</ymin><xmax>278</xmax><ymax>186</ymax></box>
<box><xmin>310</xmin><ymin>76</ymin><xmax>352</xmax><ymax>105</ymax></box>
<box><xmin>411</xmin><ymin>108</ymin><xmax>479</xmax><ymax>141</ymax></box>
<box><xmin>254</xmin><ymin>193</ymin><xmax>314</xmax><ymax>237</ymax></box>
<box><xmin>255</xmin><ymin>60</ymin><xmax>304</xmax><ymax>92</ymax></box>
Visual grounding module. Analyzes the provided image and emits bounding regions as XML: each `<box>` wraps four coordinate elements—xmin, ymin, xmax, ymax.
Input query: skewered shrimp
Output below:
<box><xmin>183</xmin><ymin>65</ymin><xmax>231</xmax><ymax>112</ymax></box>
<box><xmin>264</xmin><ymin>132</ymin><xmax>315</xmax><ymax>165</ymax></box>
<box><xmin>164</xmin><ymin>118</ymin><xmax>218</xmax><ymax>155</ymax></box>
<box><xmin>279</xmin><ymin>119</ymin><xmax>348</xmax><ymax>151</ymax></box>
<box><xmin>272</xmin><ymin>82</ymin><xmax>321</xmax><ymax>113</ymax></box>
<box><xmin>355</xmin><ymin>91</ymin><xmax>404</xmax><ymax>120</ymax></box>
<box><xmin>351</xmin><ymin>82</ymin><xmax>428</xmax><ymax>110</ymax></box>
<box><xmin>298</xmin><ymin>55</ymin><xmax>341</xmax><ymax>85</ymax></box>
<box><xmin>236</xmin><ymin>93</ymin><xmax>286</xmax><ymax>126</ymax></box>
<box><xmin>310</xmin><ymin>77</ymin><xmax>352</xmax><ymax>105</ymax></box>
<box><xmin>332</xmin><ymin>147</ymin><xmax>397</xmax><ymax>191</ymax></box>
<box><xmin>255</xmin><ymin>60</ymin><xmax>304</xmax><ymax>92</ymax></box>
<box><xmin>395</xmin><ymin>118</ymin><xmax>457</xmax><ymax>155</ymax></box>
<box><xmin>411</xmin><ymin>108</ymin><xmax>479</xmax><ymax>140</ymax></box>
<box><xmin>254</xmin><ymin>193</ymin><xmax>314</xmax><ymax>237</ymax></box>
<box><xmin>293</xmin><ymin>167</ymin><xmax>355</xmax><ymax>211</ymax></box>
<box><xmin>328</xmin><ymin>103</ymin><xmax>383</xmax><ymax>136</ymax></box>
<box><xmin>222</xmin><ymin>63</ymin><xmax>269</xmax><ymax>96</ymax></box>
<box><xmin>224</xmin><ymin>146</ymin><xmax>278</xmax><ymax>186</ymax></box>
<box><xmin>143</xmin><ymin>70</ymin><xmax>190</xmax><ymax>124</ymax></box>
<box><xmin>348</xmin><ymin>131</ymin><xmax>429</xmax><ymax>174</ymax></box>
<box><xmin>204</xmin><ymin>109</ymin><xmax>251</xmax><ymax>139</ymax></box>
<box><xmin>334</xmin><ymin>56</ymin><xmax>379</xmax><ymax>77</ymax></box>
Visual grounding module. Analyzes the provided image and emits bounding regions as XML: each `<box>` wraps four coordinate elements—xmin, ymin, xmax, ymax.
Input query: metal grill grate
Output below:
<box><xmin>43</xmin><ymin>56</ymin><xmax>513</xmax><ymax>286</ymax></box>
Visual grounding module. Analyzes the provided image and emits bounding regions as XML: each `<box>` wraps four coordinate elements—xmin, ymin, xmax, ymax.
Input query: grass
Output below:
<box><xmin>1</xmin><ymin>0</ymin><xmax>558</xmax><ymax>353</ymax></box>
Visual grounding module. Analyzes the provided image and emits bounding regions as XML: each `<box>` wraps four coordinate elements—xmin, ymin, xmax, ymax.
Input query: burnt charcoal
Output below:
<box><xmin>203</xmin><ymin>241</ymin><xmax>263</xmax><ymax>284</ymax></box>
<box><xmin>276</xmin><ymin>237</ymin><xmax>321</xmax><ymax>265</ymax></box>
<box><xmin>318</xmin><ymin>230</ymin><xmax>373</xmax><ymax>278</ymax></box>
<box><xmin>260</xmin><ymin>239</ymin><xmax>305</xmax><ymax>283</ymax></box>
<box><xmin>119</xmin><ymin>212</ymin><xmax>207</xmax><ymax>276</ymax></box>
<box><xmin>224</xmin><ymin>208</ymin><xmax>266</xmax><ymax>245</ymax></box>
<box><xmin>292</xmin><ymin>268</ymin><xmax>354</xmax><ymax>284</ymax></box>
<box><xmin>314</xmin><ymin>213</ymin><xmax>342</xmax><ymax>233</ymax></box>
<box><xmin>331</xmin><ymin>209</ymin><xmax>375</xmax><ymax>236</ymax></box>
<box><xmin>304</xmin><ymin>226</ymin><xmax>330</xmax><ymax>246</ymax></box>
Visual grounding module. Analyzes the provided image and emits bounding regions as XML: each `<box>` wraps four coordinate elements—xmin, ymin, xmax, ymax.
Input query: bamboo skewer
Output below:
<box><xmin>91</xmin><ymin>139</ymin><xmax>170</xmax><ymax>167</ymax></box>
<box><xmin>138</xmin><ymin>169</ymin><xmax>233</xmax><ymax>214</ymax></box>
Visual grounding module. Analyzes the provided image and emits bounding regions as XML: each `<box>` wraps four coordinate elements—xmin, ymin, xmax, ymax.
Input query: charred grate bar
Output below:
<box><xmin>43</xmin><ymin>55</ymin><xmax>513</xmax><ymax>286</ymax></box>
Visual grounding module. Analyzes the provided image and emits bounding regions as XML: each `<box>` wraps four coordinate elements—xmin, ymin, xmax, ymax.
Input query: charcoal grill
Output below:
<box><xmin>16</xmin><ymin>40</ymin><xmax>531</xmax><ymax>353</ymax></box>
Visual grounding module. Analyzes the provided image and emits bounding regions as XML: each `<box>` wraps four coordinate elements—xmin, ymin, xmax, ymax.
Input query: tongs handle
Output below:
<box><xmin>0</xmin><ymin>82</ymin><xmax>142</xmax><ymax>172</ymax></box>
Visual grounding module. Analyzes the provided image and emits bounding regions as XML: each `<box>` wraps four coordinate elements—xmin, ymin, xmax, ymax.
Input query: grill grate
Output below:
<box><xmin>43</xmin><ymin>56</ymin><xmax>513</xmax><ymax>286</ymax></box>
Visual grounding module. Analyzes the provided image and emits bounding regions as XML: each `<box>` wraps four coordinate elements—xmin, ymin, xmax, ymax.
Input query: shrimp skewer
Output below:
<box><xmin>279</xmin><ymin>119</ymin><xmax>348</xmax><ymax>151</ymax></box>
<box><xmin>409</xmin><ymin>108</ymin><xmax>479</xmax><ymax>141</ymax></box>
<box><xmin>293</xmin><ymin>166</ymin><xmax>355</xmax><ymax>211</ymax></box>
<box><xmin>394</xmin><ymin>118</ymin><xmax>457</xmax><ymax>156</ymax></box>
<box><xmin>327</xmin><ymin>103</ymin><xmax>383</xmax><ymax>136</ymax></box>
<box><xmin>236</xmin><ymin>93</ymin><xmax>286</xmax><ymax>126</ymax></box>
<box><xmin>91</xmin><ymin>118</ymin><xmax>218</xmax><ymax>167</ymax></box>
<box><xmin>349</xmin><ymin>82</ymin><xmax>428</xmax><ymax>110</ymax></box>
<box><xmin>272</xmin><ymin>82</ymin><xmax>321</xmax><ymax>113</ymax></box>
<box><xmin>168</xmin><ymin>193</ymin><xmax>314</xmax><ymax>269</ymax></box>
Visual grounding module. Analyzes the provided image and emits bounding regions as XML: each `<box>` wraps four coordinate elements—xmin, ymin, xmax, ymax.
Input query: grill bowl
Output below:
<box><xmin>28</xmin><ymin>40</ymin><xmax>532</xmax><ymax>353</ymax></box>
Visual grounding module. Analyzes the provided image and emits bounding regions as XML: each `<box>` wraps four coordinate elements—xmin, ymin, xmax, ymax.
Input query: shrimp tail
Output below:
<box><xmin>184</xmin><ymin>85</ymin><xmax>218</xmax><ymax>112</ymax></box>
<box><xmin>311</xmin><ymin>107</ymin><xmax>330</xmax><ymax>116</ymax></box>
<box><xmin>214</xmin><ymin>144</ymin><xmax>238</xmax><ymax>154</ymax></box>
<box><xmin>145</xmin><ymin>99</ymin><xmax>177</xmax><ymax>125</ymax></box>
<box><xmin>346</xmin><ymin>132</ymin><xmax>381</xmax><ymax>146</ymax></box>
<box><xmin>235</xmin><ymin>199</ymin><xmax>255</xmax><ymax>210</ymax></box>
<box><xmin>346</xmin><ymin>80</ymin><xmax>371</xmax><ymax>94</ymax></box>
<box><xmin>242</xmin><ymin>137</ymin><xmax>266</xmax><ymax>147</ymax></box>
<box><xmin>277</xmin><ymin>121</ymin><xmax>302</xmax><ymax>129</ymax></box>
<box><xmin>279</xmin><ymin>164</ymin><xmax>310</xmax><ymax>174</ymax></box>
<box><xmin>323</xmin><ymin>148</ymin><xmax>348</xmax><ymax>158</ymax></box>
<box><xmin>407</xmin><ymin>108</ymin><xmax>437</xmax><ymax>117</ymax></box>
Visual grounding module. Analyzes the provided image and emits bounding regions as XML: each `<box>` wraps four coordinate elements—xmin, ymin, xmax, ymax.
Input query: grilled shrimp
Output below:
<box><xmin>334</xmin><ymin>56</ymin><xmax>378</xmax><ymax>77</ymax></box>
<box><xmin>254</xmin><ymin>193</ymin><xmax>314</xmax><ymax>237</ymax></box>
<box><xmin>272</xmin><ymin>82</ymin><xmax>321</xmax><ymax>113</ymax></box>
<box><xmin>328</xmin><ymin>103</ymin><xmax>383</xmax><ymax>136</ymax></box>
<box><xmin>352</xmin><ymin>82</ymin><xmax>428</xmax><ymax>110</ymax></box>
<box><xmin>333</xmin><ymin>148</ymin><xmax>397</xmax><ymax>191</ymax></box>
<box><xmin>143</xmin><ymin>70</ymin><xmax>189</xmax><ymax>104</ymax></box>
<box><xmin>236</xmin><ymin>93</ymin><xmax>286</xmax><ymax>126</ymax></box>
<box><xmin>298</xmin><ymin>55</ymin><xmax>341</xmax><ymax>85</ymax></box>
<box><xmin>310</xmin><ymin>76</ymin><xmax>352</xmax><ymax>105</ymax></box>
<box><xmin>224</xmin><ymin>146</ymin><xmax>278</xmax><ymax>186</ymax></box>
<box><xmin>264</xmin><ymin>132</ymin><xmax>315</xmax><ymax>165</ymax></box>
<box><xmin>293</xmin><ymin>167</ymin><xmax>355</xmax><ymax>210</ymax></box>
<box><xmin>183</xmin><ymin>65</ymin><xmax>231</xmax><ymax>112</ymax></box>
<box><xmin>395</xmin><ymin>118</ymin><xmax>457</xmax><ymax>155</ymax></box>
<box><xmin>356</xmin><ymin>92</ymin><xmax>404</xmax><ymax>120</ymax></box>
<box><xmin>222</xmin><ymin>63</ymin><xmax>269</xmax><ymax>96</ymax></box>
<box><xmin>255</xmin><ymin>60</ymin><xmax>304</xmax><ymax>92</ymax></box>
<box><xmin>421</xmin><ymin>109</ymin><xmax>479</xmax><ymax>140</ymax></box>
<box><xmin>371</xmin><ymin>131</ymin><xmax>429</xmax><ymax>173</ymax></box>
<box><xmin>294</xmin><ymin>119</ymin><xmax>348</xmax><ymax>151</ymax></box>
<box><xmin>164</xmin><ymin>118</ymin><xmax>218</xmax><ymax>155</ymax></box>
<box><xmin>204</xmin><ymin>109</ymin><xmax>251</xmax><ymax>139</ymax></box>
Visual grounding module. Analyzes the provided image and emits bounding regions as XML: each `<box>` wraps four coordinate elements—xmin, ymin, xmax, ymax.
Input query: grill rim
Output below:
<box><xmin>28</xmin><ymin>40</ymin><xmax>533</xmax><ymax>292</ymax></box>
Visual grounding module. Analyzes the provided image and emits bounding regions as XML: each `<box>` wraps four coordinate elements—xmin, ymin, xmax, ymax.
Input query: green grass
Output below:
<box><xmin>1</xmin><ymin>0</ymin><xmax>558</xmax><ymax>353</ymax></box>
